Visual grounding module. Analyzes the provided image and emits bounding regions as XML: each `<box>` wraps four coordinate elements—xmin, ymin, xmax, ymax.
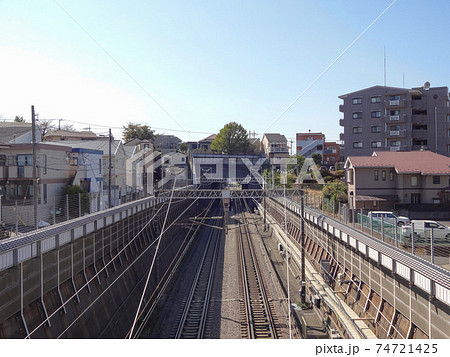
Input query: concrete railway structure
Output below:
<box><xmin>0</xmin><ymin>190</ymin><xmax>449</xmax><ymax>338</ymax></box>
<box><xmin>0</xmin><ymin>196</ymin><xmax>197</xmax><ymax>338</ymax></box>
<box><xmin>266</xmin><ymin>197</ymin><xmax>450</xmax><ymax>339</ymax></box>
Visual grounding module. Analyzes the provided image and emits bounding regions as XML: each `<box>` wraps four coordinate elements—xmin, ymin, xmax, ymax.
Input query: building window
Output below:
<box><xmin>371</xmin><ymin>96</ymin><xmax>381</xmax><ymax>103</ymax></box>
<box><xmin>352</xmin><ymin>97</ymin><xmax>362</xmax><ymax>104</ymax></box>
<box><xmin>433</xmin><ymin>198</ymin><xmax>441</xmax><ymax>204</ymax></box>
<box><xmin>390</xmin><ymin>95</ymin><xmax>400</xmax><ymax>101</ymax></box>
<box><xmin>17</xmin><ymin>154</ymin><xmax>33</xmax><ymax>166</ymax></box>
<box><xmin>390</xmin><ymin>125</ymin><xmax>401</xmax><ymax>131</ymax></box>
<box><xmin>382</xmin><ymin>170</ymin><xmax>386</xmax><ymax>181</ymax></box>
<box><xmin>371</xmin><ymin>141</ymin><xmax>382</xmax><ymax>148</ymax></box>
<box><xmin>353</xmin><ymin>142</ymin><xmax>363</xmax><ymax>149</ymax></box>
<box><xmin>99</xmin><ymin>159</ymin><xmax>102</xmax><ymax>174</ymax></box>
<box><xmin>316</xmin><ymin>145</ymin><xmax>323</xmax><ymax>150</ymax></box>
<box><xmin>371</xmin><ymin>111</ymin><xmax>381</xmax><ymax>118</ymax></box>
<box><xmin>433</xmin><ymin>176</ymin><xmax>440</xmax><ymax>184</ymax></box>
<box><xmin>391</xmin><ymin>141</ymin><xmax>401</xmax><ymax>147</ymax></box>
<box><xmin>353</xmin><ymin>127</ymin><xmax>363</xmax><ymax>134</ymax></box>
<box><xmin>389</xmin><ymin>170</ymin><xmax>394</xmax><ymax>181</ymax></box>
<box><xmin>390</xmin><ymin>110</ymin><xmax>400</xmax><ymax>116</ymax></box>
<box><xmin>374</xmin><ymin>170</ymin><xmax>379</xmax><ymax>181</ymax></box>
<box><xmin>411</xmin><ymin>176</ymin><xmax>418</xmax><ymax>186</ymax></box>
<box><xmin>411</xmin><ymin>193</ymin><xmax>421</xmax><ymax>204</ymax></box>
<box><xmin>43</xmin><ymin>154</ymin><xmax>47</xmax><ymax>175</ymax></box>
<box><xmin>43</xmin><ymin>184</ymin><xmax>47</xmax><ymax>204</ymax></box>
<box><xmin>371</xmin><ymin>126</ymin><xmax>382</xmax><ymax>133</ymax></box>
<box><xmin>0</xmin><ymin>155</ymin><xmax>6</xmax><ymax>166</ymax></box>
<box><xmin>352</xmin><ymin>112</ymin><xmax>362</xmax><ymax>119</ymax></box>
<box><xmin>412</xmin><ymin>94</ymin><xmax>422</xmax><ymax>100</ymax></box>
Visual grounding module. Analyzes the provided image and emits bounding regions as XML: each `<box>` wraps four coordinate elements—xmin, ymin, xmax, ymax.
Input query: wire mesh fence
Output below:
<box><xmin>303</xmin><ymin>193</ymin><xmax>450</xmax><ymax>269</ymax></box>
<box><xmin>0</xmin><ymin>191</ymin><xmax>148</xmax><ymax>238</ymax></box>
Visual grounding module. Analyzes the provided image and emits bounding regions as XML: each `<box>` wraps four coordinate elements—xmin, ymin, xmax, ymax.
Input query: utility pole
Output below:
<box><xmin>31</xmin><ymin>105</ymin><xmax>38</xmax><ymax>230</ymax></box>
<box><xmin>300</xmin><ymin>185</ymin><xmax>306</xmax><ymax>304</ymax></box>
<box><xmin>108</xmin><ymin>128</ymin><xmax>112</xmax><ymax>208</ymax></box>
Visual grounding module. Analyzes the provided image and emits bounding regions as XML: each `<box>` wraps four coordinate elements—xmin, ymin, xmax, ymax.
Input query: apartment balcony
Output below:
<box><xmin>412</xmin><ymin>129</ymin><xmax>428</xmax><ymax>139</ymax></box>
<box><xmin>339</xmin><ymin>104</ymin><xmax>344</xmax><ymax>113</ymax></box>
<box><xmin>386</xmin><ymin>114</ymin><xmax>407</xmax><ymax>123</ymax></box>
<box><xmin>268</xmin><ymin>147</ymin><xmax>289</xmax><ymax>153</ymax></box>
<box><xmin>386</xmin><ymin>129</ymin><xmax>406</xmax><ymax>137</ymax></box>
<box><xmin>412</xmin><ymin>115</ymin><xmax>428</xmax><ymax>125</ymax></box>
<box><xmin>385</xmin><ymin>98</ymin><xmax>407</xmax><ymax>108</ymax></box>
<box><xmin>339</xmin><ymin>133</ymin><xmax>345</xmax><ymax>141</ymax></box>
<box><xmin>0</xmin><ymin>166</ymin><xmax>7</xmax><ymax>180</ymax></box>
<box><xmin>339</xmin><ymin>118</ymin><xmax>344</xmax><ymax>127</ymax></box>
<box><xmin>388</xmin><ymin>145</ymin><xmax>407</xmax><ymax>152</ymax></box>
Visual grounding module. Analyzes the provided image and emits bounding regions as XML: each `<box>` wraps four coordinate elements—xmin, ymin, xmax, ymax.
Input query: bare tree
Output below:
<box><xmin>38</xmin><ymin>119</ymin><xmax>56</xmax><ymax>139</ymax></box>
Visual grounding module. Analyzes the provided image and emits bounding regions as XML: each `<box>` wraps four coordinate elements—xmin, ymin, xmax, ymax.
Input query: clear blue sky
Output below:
<box><xmin>1</xmin><ymin>1</ymin><xmax>449</xmax><ymax>146</ymax></box>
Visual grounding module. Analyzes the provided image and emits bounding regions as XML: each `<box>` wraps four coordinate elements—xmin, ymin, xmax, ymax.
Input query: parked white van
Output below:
<box><xmin>401</xmin><ymin>220</ymin><xmax>450</xmax><ymax>241</ymax></box>
<box><xmin>367</xmin><ymin>211</ymin><xmax>410</xmax><ymax>226</ymax></box>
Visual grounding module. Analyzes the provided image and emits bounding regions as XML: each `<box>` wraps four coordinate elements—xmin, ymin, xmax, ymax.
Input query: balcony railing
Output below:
<box><xmin>389</xmin><ymin>115</ymin><xmax>400</xmax><ymax>121</ymax></box>
<box><xmin>268</xmin><ymin>147</ymin><xmax>289</xmax><ymax>153</ymax></box>
<box><xmin>386</xmin><ymin>129</ymin><xmax>406</xmax><ymax>137</ymax></box>
<box><xmin>389</xmin><ymin>100</ymin><xmax>400</xmax><ymax>106</ymax></box>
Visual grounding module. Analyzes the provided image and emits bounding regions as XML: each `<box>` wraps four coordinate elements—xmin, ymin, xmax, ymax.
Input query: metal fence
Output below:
<box><xmin>0</xmin><ymin>191</ymin><xmax>148</xmax><ymax>238</ymax></box>
<box><xmin>299</xmin><ymin>192</ymin><xmax>450</xmax><ymax>269</ymax></box>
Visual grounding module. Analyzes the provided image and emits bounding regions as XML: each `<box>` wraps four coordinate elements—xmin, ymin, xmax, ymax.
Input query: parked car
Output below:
<box><xmin>367</xmin><ymin>211</ymin><xmax>410</xmax><ymax>226</ymax></box>
<box><xmin>401</xmin><ymin>220</ymin><xmax>450</xmax><ymax>241</ymax></box>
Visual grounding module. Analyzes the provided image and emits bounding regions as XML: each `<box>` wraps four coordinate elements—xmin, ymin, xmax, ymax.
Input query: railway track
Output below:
<box><xmin>237</xmin><ymin>199</ymin><xmax>280</xmax><ymax>339</ymax></box>
<box><xmin>173</xmin><ymin>208</ymin><xmax>222</xmax><ymax>338</ymax></box>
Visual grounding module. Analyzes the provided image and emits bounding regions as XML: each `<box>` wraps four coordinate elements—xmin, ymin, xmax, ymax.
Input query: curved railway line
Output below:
<box><xmin>237</xmin><ymin>199</ymin><xmax>281</xmax><ymax>339</ymax></box>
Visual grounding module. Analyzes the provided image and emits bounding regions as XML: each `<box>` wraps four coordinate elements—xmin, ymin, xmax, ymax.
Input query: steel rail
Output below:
<box><xmin>238</xmin><ymin>199</ymin><xmax>278</xmax><ymax>339</ymax></box>
<box><xmin>174</xmin><ymin>211</ymin><xmax>221</xmax><ymax>339</ymax></box>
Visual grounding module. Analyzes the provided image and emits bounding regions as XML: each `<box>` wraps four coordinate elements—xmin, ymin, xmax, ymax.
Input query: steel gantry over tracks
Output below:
<box><xmin>158</xmin><ymin>188</ymin><xmax>303</xmax><ymax>199</ymax></box>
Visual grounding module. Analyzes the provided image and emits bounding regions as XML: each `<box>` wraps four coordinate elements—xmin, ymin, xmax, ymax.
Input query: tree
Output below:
<box><xmin>322</xmin><ymin>179</ymin><xmax>347</xmax><ymax>211</ymax></box>
<box><xmin>38</xmin><ymin>119</ymin><xmax>56</xmax><ymax>139</ymax></box>
<box><xmin>179</xmin><ymin>142</ymin><xmax>188</xmax><ymax>154</ymax></box>
<box><xmin>63</xmin><ymin>185</ymin><xmax>90</xmax><ymax>218</ymax></box>
<box><xmin>211</xmin><ymin>122</ymin><xmax>250</xmax><ymax>154</ymax></box>
<box><xmin>60</xmin><ymin>123</ymin><xmax>75</xmax><ymax>131</ymax></box>
<box><xmin>294</xmin><ymin>154</ymin><xmax>306</xmax><ymax>170</ymax></box>
<box><xmin>311</xmin><ymin>153</ymin><xmax>322</xmax><ymax>166</ymax></box>
<box><xmin>122</xmin><ymin>122</ymin><xmax>155</xmax><ymax>142</ymax></box>
<box><xmin>14</xmin><ymin>116</ymin><xmax>25</xmax><ymax>122</ymax></box>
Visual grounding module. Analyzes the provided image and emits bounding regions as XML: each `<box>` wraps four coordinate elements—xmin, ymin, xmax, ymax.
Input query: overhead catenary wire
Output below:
<box><xmin>128</xmin><ymin>174</ymin><xmax>178</xmax><ymax>339</ymax></box>
<box><xmin>255</xmin><ymin>0</ymin><xmax>399</xmax><ymax>143</ymax></box>
<box><xmin>24</xmin><ymin>197</ymin><xmax>197</xmax><ymax>338</ymax></box>
<box><xmin>53</xmin><ymin>0</ymin><xmax>192</xmax><ymax>141</ymax></box>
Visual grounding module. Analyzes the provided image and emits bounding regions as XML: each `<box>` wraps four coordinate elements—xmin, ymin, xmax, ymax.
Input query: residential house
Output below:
<box><xmin>47</xmin><ymin>140</ymin><xmax>128</xmax><ymax>207</ymax></box>
<box><xmin>0</xmin><ymin>143</ymin><xmax>72</xmax><ymax>227</ymax></box>
<box><xmin>154</xmin><ymin>135</ymin><xmax>181</xmax><ymax>154</ymax></box>
<box><xmin>0</xmin><ymin>122</ymin><xmax>41</xmax><ymax>144</ymax></box>
<box><xmin>261</xmin><ymin>133</ymin><xmax>289</xmax><ymax>160</ymax></box>
<box><xmin>44</xmin><ymin>130</ymin><xmax>103</xmax><ymax>142</ymax></box>
<box><xmin>68</xmin><ymin>147</ymin><xmax>104</xmax><ymax>213</ymax></box>
<box><xmin>345</xmin><ymin>151</ymin><xmax>450</xmax><ymax>213</ymax></box>
<box><xmin>124</xmin><ymin>140</ymin><xmax>156</xmax><ymax>196</ymax></box>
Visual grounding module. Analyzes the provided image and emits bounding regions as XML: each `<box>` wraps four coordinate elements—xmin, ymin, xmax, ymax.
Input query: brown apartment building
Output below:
<box><xmin>339</xmin><ymin>84</ymin><xmax>450</xmax><ymax>159</ymax></box>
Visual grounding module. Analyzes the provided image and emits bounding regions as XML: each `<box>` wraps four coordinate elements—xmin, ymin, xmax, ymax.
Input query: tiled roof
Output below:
<box><xmin>263</xmin><ymin>133</ymin><xmax>287</xmax><ymax>142</ymax></box>
<box><xmin>0</xmin><ymin>122</ymin><xmax>32</xmax><ymax>143</ymax></box>
<box><xmin>347</xmin><ymin>151</ymin><xmax>450</xmax><ymax>175</ymax></box>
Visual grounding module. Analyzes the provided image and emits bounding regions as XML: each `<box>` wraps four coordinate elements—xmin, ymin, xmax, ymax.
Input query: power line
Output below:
<box><xmin>54</xmin><ymin>0</ymin><xmax>192</xmax><ymax>141</ymax></box>
<box><xmin>257</xmin><ymin>0</ymin><xmax>399</xmax><ymax>141</ymax></box>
